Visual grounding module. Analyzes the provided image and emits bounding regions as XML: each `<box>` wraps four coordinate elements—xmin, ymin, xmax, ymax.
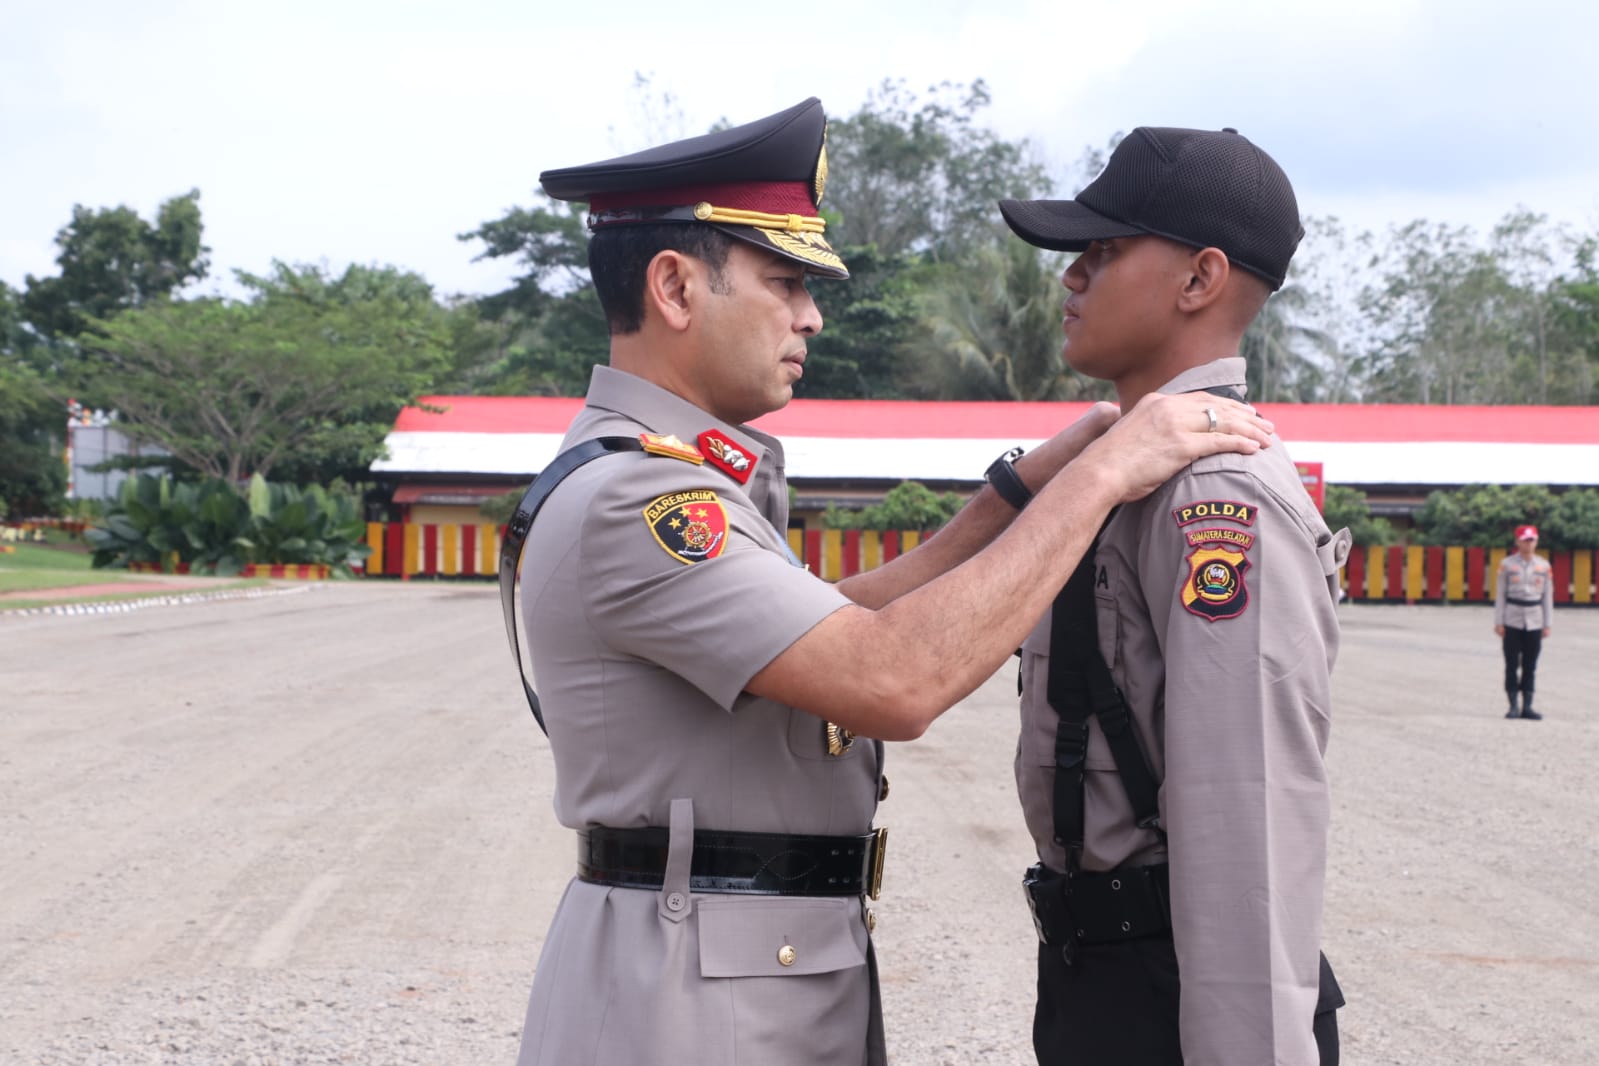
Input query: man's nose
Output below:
<box><xmin>795</xmin><ymin>290</ymin><xmax>822</xmax><ymax>335</ymax></box>
<box><xmin>1063</xmin><ymin>259</ymin><xmax>1087</xmax><ymax>292</ymax></box>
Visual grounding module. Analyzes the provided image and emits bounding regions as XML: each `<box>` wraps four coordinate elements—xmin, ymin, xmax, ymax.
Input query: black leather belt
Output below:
<box><xmin>578</xmin><ymin>826</ymin><xmax>888</xmax><ymax>899</ymax></box>
<box><xmin>1507</xmin><ymin>596</ymin><xmax>1542</xmax><ymax>606</ymax></box>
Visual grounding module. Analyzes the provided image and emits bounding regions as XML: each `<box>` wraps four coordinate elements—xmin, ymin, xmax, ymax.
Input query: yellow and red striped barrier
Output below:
<box><xmin>359</xmin><ymin>522</ymin><xmax>1598</xmax><ymax>604</ymax></box>
<box><xmin>365</xmin><ymin>521</ymin><xmax>503</xmax><ymax>579</ymax></box>
<box><xmin>1342</xmin><ymin>545</ymin><xmax>1595</xmax><ymax>604</ymax></box>
<box><xmin>128</xmin><ymin>560</ymin><xmax>332</xmax><ymax>579</ymax></box>
<box><xmin>361</xmin><ymin>522</ymin><xmax>930</xmax><ymax>582</ymax></box>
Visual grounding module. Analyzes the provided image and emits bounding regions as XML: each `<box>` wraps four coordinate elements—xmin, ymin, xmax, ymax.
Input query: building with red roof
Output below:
<box><xmin>372</xmin><ymin>396</ymin><xmax>1599</xmax><ymax>527</ymax></box>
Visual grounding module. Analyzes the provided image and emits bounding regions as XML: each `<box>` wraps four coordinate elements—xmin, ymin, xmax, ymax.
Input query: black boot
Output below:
<box><xmin>1521</xmin><ymin>692</ymin><xmax>1543</xmax><ymax>721</ymax></box>
<box><xmin>1505</xmin><ymin>693</ymin><xmax>1521</xmax><ymax>719</ymax></box>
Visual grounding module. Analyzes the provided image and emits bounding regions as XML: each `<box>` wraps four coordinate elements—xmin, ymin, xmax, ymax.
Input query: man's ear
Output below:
<box><xmin>1177</xmin><ymin>247</ymin><xmax>1231</xmax><ymax>313</ymax></box>
<box><xmin>644</xmin><ymin>250</ymin><xmax>694</xmax><ymax>332</ymax></box>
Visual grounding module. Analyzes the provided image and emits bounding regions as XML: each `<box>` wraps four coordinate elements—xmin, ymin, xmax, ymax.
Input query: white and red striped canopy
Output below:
<box><xmin>374</xmin><ymin>396</ymin><xmax>1599</xmax><ymax>488</ymax></box>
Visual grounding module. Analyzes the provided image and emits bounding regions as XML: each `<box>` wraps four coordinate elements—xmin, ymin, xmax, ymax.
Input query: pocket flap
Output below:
<box><xmin>697</xmin><ymin>896</ymin><xmax>867</xmax><ymax>978</ymax></box>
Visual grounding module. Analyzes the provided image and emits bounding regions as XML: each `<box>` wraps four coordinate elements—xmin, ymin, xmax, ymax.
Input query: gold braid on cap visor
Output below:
<box><xmin>589</xmin><ymin>201</ymin><xmax>828</xmax><ymax>234</ymax></box>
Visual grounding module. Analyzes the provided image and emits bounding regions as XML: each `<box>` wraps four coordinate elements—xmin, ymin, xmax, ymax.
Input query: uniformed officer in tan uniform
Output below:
<box><xmin>999</xmin><ymin>128</ymin><xmax>1353</xmax><ymax>1065</ymax></box>
<box><xmin>505</xmin><ymin>101</ymin><xmax>1279</xmax><ymax>1066</ymax></box>
<box><xmin>1494</xmin><ymin>523</ymin><xmax>1553</xmax><ymax>719</ymax></box>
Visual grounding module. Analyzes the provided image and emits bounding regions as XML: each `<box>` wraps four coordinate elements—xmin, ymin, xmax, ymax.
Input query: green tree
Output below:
<box><xmin>1241</xmin><ymin>284</ymin><xmax>1340</xmax><ymax>403</ymax></box>
<box><xmin>0</xmin><ymin>282</ymin><xmax>66</xmax><ymax>516</ymax></box>
<box><xmin>911</xmin><ymin>240</ymin><xmax>1109</xmax><ymax>401</ymax></box>
<box><xmin>824</xmin><ymin>79</ymin><xmax>1053</xmax><ymax>263</ymax></box>
<box><xmin>798</xmin><ymin>243</ymin><xmax>926</xmax><ymax>399</ymax></box>
<box><xmin>22</xmin><ymin>189</ymin><xmax>209</xmax><ymax>344</ymax></box>
<box><xmin>456</xmin><ymin>195</ymin><xmax>607</xmax><ymax>396</ymax></box>
<box><xmin>79</xmin><ymin>262</ymin><xmax>452</xmax><ymax>483</ymax></box>
<box><xmin>1351</xmin><ymin>212</ymin><xmax>1590</xmax><ymax>405</ymax></box>
<box><xmin>1548</xmin><ymin>234</ymin><xmax>1599</xmax><ymax>403</ymax></box>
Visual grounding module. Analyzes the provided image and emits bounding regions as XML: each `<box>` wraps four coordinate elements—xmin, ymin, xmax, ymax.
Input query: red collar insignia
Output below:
<box><xmin>697</xmin><ymin>429</ymin><xmax>757</xmax><ymax>484</ymax></box>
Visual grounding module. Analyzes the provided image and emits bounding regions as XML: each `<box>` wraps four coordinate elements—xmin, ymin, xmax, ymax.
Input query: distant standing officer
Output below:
<box><xmin>1495</xmin><ymin>524</ymin><xmax>1552</xmax><ymax>720</ymax></box>
<box><xmin>999</xmin><ymin>127</ymin><xmax>1352</xmax><ymax>1065</ymax></box>
<box><xmin>502</xmin><ymin>99</ymin><xmax>1274</xmax><ymax>1066</ymax></box>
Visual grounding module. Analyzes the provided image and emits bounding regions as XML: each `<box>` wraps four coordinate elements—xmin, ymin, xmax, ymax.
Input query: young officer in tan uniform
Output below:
<box><xmin>504</xmin><ymin>101</ymin><xmax>1278</xmax><ymax>1066</ymax></box>
<box><xmin>999</xmin><ymin>128</ymin><xmax>1353</xmax><ymax>1066</ymax></box>
<box><xmin>1494</xmin><ymin>523</ymin><xmax>1553</xmax><ymax>719</ymax></box>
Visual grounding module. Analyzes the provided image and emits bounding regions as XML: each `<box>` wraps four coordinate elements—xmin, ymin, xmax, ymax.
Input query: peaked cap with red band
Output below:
<box><xmin>538</xmin><ymin>97</ymin><xmax>848</xmax><ymax>279</ymax></box>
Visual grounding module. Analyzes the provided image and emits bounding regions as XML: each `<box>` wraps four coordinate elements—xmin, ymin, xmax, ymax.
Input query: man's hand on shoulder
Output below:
<box><xmin>1080</xmin><ymin>392</ymin><xmax>1274</xmax><ymax>504</ymax></box>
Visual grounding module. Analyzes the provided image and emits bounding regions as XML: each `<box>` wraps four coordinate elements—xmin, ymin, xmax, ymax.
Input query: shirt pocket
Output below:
<box><xmin>784</xmin><ymin>705</ymin><xmax>864</xmax><ymax>763</ymax></box>
<box><xmin>696</xmin><ymin>895</ymin><xmax>868</xmax><ymax>977</ymax></box>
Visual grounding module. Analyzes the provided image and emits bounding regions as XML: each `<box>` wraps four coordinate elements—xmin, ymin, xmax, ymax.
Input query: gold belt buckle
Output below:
<box><xmin>867</xmin><ymin>826</ymin><xmax>888</xmax><ymax>900</ymax></box>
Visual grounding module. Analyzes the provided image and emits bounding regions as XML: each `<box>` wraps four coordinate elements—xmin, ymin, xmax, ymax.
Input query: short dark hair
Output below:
<box><xmin>589</xmin><ymin>224</ymin><xmax>735</xmax><ymax>335</ymax></box>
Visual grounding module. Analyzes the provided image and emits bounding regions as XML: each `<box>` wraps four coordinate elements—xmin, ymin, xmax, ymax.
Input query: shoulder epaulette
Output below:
<box><xmin>638</xmin><ymin>433</ymin><xmax>705</xmax><ymax>464</ymax></box>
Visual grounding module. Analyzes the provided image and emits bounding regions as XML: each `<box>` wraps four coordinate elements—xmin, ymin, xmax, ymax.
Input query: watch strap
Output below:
<box><xmin>985</xmin><ymin>448</ymin><xmax>1032</xmax><ymax>510</ymax></box>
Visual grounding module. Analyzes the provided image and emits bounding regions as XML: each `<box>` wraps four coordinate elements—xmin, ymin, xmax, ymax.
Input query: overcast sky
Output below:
<box><xmin>4</xmin><ymin>0</ymin><xmax>1594</xmax><ymax>301</ymax></box>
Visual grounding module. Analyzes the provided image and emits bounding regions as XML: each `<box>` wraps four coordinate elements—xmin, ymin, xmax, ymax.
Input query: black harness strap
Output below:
<box><xmin>1046</xmin><ymin>531</ymin><xmax>1162</xmax><ymax>875</ymax></box>
<box><xmin>1044</xmin><ymin>385</ymin><xmax>1246</xmax><ymax>872</ymax></box>
<box><xmin>498</xmin><ymin>436</ymin><xmax>643</xmax><ymax>734</ymax></box>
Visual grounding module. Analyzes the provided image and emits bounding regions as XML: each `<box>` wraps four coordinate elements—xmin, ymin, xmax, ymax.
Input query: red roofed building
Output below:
<box><xmin>372</xmin><ymin>396</ymin><xmax>1599</xmax><ymax>527</ymax></box>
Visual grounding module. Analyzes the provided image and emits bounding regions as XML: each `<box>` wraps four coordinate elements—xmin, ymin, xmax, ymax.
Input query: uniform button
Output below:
<box><xmin>878</xmin><ymin>775</ymin><xmax>890</xmax><ymax>801</ymax></box>
<box><xmin>666</xmin><ymin>892</ymin><xmax>687</xmax><ymax>912</ymax></box>
<box><xmin>865</xmin><ymin>908</ymin><xmax>877</xmax><ymax>933</ymax></box>
<box><xmin>777</xmin><ymin>944</ymin><xmax>797</xmax><ymax>967</ymax></box>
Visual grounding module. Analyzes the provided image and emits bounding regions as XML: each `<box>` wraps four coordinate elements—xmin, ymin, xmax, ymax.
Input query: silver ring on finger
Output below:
<box><xmin>1204</xmin><ymin>406</ymin><xmax>1218</xmax><ymax>433</ymax></box>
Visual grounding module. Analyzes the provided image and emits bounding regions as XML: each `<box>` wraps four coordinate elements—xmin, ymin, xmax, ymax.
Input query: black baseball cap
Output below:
<box><xmin>998</xmin><ymin>127</ymin><xmax>1302</xmax><ymax>290</ymax></box>
<box><xmin>540</xmin><ymin>97</ymin><xmax>848</xmax><ymax>279</ymax></box>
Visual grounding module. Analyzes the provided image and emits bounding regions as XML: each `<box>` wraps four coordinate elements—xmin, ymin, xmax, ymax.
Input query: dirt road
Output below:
<box><xmin>3</xmin><ymin>584</ymin><xmax>1594</xmax><ymax>1064</ymax></box>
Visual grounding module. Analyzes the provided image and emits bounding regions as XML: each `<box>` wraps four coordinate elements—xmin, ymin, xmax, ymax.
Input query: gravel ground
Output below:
<box><xmin>2</xmin><ymin>584</ymin><xmax>1595</xmax><ymax>1064</ymax></box>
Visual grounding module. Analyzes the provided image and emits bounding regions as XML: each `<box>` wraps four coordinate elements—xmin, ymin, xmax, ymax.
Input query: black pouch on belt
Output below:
<box><xmin>1024</xmin><ymin>862</ymin><xmax>1172</xmax><ymax>947</ymax></box>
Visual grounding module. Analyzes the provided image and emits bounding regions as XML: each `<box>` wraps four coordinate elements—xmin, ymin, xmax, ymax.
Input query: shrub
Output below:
<box><xmin>1323</xmin><ymin>485</ymin><xmax>1399</xmax><ymax>546</ymax></box>
<box><xmin>85</xmin><ymin>473</ymin><xmax>371</xmax><ymax>575</ymax></box>
<box><xmin>1410</xmin><ymin>483</ymin><xmax>1599</xmax><ymax>550</ymax></box>
<box><xmin>822</xmin><ymin>480</ymin><xmax>965</xmax><ymax>531</ymax></box>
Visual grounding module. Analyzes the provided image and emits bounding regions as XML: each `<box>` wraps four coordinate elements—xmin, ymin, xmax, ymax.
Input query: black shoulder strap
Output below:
<box><xmin>498</xmin><ymin>436</ymin><xmax>643</xmax><ymax>734</ymax></box>
<box><xmin>1046</xmin><ymin>526</ymin><xmax>1163</xmax><ymax>875</ymax></box>
<box><xmin>1043</xmin><ymin>383</ymin><xmax>1245</xmax><ymax>870</ymax></box>
<box><xmin>1201</xmin><ymin>384</ymin><xmax>1247</xmax><ymax>403</ymax></box>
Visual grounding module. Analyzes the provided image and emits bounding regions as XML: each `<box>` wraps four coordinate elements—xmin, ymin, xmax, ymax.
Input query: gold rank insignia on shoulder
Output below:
<box><xmin>644</xmin><ymin>489</ymin><xmax>729</xmax><ymax>565</ymax></box>
<box><xmin>825</xmin><ymin>721</ymin><xmax>855</xmax><ymax>756</ymax></box>
<box><xmin>639</xmin><ymin>433</ymin><xmax>705</xmax><ymax>464</ymax></box>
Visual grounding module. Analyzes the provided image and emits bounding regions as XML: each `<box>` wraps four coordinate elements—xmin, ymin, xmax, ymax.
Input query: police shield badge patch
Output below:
<box><xmin>1181</xmin><ymin>543</ymin><xmax>1250</xmax><ymax>621</ymax></box>
<box><xmin>645</xmin><ymin>490</ymin><xmax>729</xmax><ymax>565</ymax></box>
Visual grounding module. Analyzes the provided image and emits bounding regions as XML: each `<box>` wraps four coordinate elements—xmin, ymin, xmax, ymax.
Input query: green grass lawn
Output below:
<box><xmin>0</xmin><ymin>540</ymin><xmax>264</xmax><ymax>610</ymax></box>
<box><xmin>0</xmin><ymin>541</ymin><xmax>95</xmax><ymax>572</ymax></box>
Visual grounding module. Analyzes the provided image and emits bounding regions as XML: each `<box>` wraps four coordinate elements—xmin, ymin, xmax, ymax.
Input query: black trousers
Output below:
<box><xmin>1502</xmin><ymin>626</ymin><xmax>1543</xmax><ymax>699</ymax></box>
<box><xmin>1033</xmin><ymin>935</ymin><xmax>1341</xmax><ymax>1065</ymax></box>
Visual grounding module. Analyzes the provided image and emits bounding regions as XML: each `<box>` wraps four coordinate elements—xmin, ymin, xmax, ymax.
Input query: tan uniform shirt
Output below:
<box><xmin>1016</xmin><ymin>358</ymin><xmax>1351</xmax><ymax>1066</ymax></box>
<box><xmin>1493</xmin><ymin>553</ymin><xmax>1554</xmax><ymax>630</ymax></box>
<box><xmin>515</xmin><ymin>366</ymin><xmax>884</xmax><ymax>1066</ymax></box>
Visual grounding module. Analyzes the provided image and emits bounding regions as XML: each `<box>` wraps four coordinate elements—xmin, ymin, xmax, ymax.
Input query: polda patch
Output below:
<box><xmin>1180</xmin><ymin>538</ymin><xmax>1251</xmax><ymax>621</ymax></box>
<box><xmin>1171</xmin><ymin>499</ymin><xmax>1256</xmax><ymax>528</ymax></box>
<box><xmin>644</xmin><ymin>490</ymin><xmax>729</xmax><ymax>565</ymax></box>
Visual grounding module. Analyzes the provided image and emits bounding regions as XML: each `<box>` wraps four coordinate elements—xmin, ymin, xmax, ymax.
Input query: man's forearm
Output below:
<box><xmin>838</xmin><ymin>405</ymin><xmax>1119</xmax><ymax>610</ymax></box>
<box><xmin>750</xmin><ymin>459</ymin><xmax>1121</xmax><ymax>739</ymax></box>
